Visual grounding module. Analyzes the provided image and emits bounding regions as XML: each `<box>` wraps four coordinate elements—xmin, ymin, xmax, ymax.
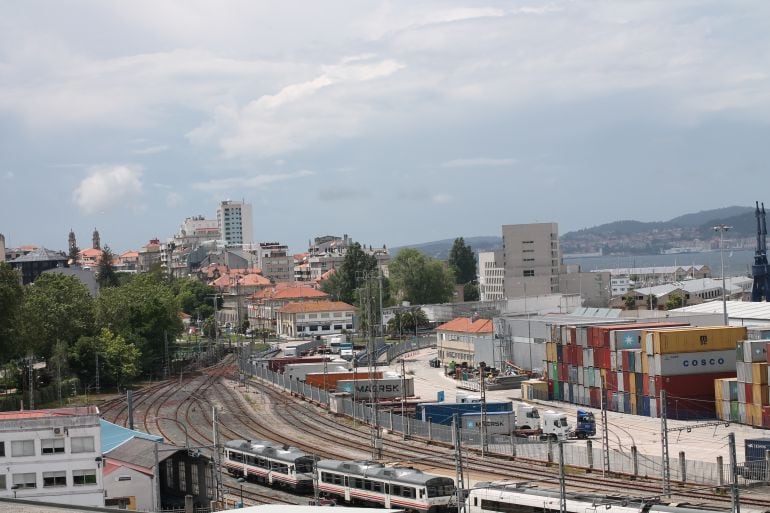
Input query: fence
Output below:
<box><xmin>383</xmin><ymin>336</ymin><xmax>436</xmax><ymax>363</ymax></box>
<box><xmin>241</xmin><ymin>359</ymin><xmax>767</xmax><ymax>489</ymax></box>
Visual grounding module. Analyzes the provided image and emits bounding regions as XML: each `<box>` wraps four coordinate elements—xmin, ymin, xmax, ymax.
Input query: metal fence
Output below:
<box><xmin>384</xmin><ymin>336</ymin><xmax>436</xmax><ymax>363</ymax></box>
<box><xmin>242</xmin><ymin>359</ymin><xmax>767</xmax><ymax>489</ymax></box>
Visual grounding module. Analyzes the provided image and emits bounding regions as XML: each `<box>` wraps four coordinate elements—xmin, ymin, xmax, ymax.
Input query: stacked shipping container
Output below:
<box><xmin>716</xmin><ymin>327</ymin><xmax>770</xmax><ymax>427</ymax></box>
<box><xmin>544</xmin><ymin>322</ymin><xmax>747</xmax><ymax>419</ymax></box>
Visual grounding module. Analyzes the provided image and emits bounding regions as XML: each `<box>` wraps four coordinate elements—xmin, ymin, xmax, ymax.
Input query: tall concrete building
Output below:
<box><xmin>502</xmin><ymin>222</ymin><xmax>560</xmax><ymax>298</ymax></box>
<box><xmin>256</xmin><ymin>242</ymin><xmax>294</xmax><ymax>282</ymax></box>
<box><xmin>217</xmin><ymin>200</ymin><xmax>253</xmax><ymax>247</ymax></box>
<box><xmin>478</xmin><ymin>250</ymin><xmax>504</xmax><ymax>301</ymax></box>
<box><xmin>0</xmin><ymin>233</ymin><xmax>5</xmax><ymax>263</ymax></box>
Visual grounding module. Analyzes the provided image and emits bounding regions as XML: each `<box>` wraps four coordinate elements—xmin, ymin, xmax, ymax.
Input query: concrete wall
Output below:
<box><xmin>502</xmin><ymin>222</ymin><xmax>560</xmax><ymax>298</ymax></box>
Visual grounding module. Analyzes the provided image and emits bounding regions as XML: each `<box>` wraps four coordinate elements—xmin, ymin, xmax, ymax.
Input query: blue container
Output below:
<box><xmin>636</xmin><ymin>373</ymin><xmax>644</xmax><ymax>392</ymax></box>
<box><xmin>568</xmin><ymin>384</ymin><xmax>574</xmax><ymax>403</ymax></box>
<box><xmin>745</xmin><ymin>438</ymin><xmax>770</xmax><ymax>462</ymax></box>
<box><xmin>556</xmin><ymin>344</ymin><xmax>563</xmax><ymax>362</ymax></box>
<box><xmin>415</xmin><ymin>401</ymin><xmax>513</xmax><ymax>425</ymax></box>
<box><xmin>628</xmin><ymin>352</ymin><xmax>636</xmax><ymax>371</ymax></box>
<box><xmin>624</xmin><ymin>392</ymin><xmax>631</xmax><ymax>414</ymax></box>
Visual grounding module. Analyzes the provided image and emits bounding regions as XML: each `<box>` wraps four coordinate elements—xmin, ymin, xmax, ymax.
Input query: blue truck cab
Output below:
<box><xmin>576</xmin><ymin>409</ymin><xmax>596</xmax><ymax>439</ymax></box>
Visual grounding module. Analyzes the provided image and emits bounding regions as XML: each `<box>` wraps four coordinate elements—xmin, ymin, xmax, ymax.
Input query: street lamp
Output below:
<box><xmin>713</xmin><ymin>224</ymin><xmax>732</xmax><ymax>326</ymax></box>
<box><xmin>236</xmin><ymin>477</ymin><xmax>245</xmax><ymax>508</ymax></box>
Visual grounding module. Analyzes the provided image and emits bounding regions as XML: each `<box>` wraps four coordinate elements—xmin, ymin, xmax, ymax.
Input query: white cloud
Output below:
<box><xmin>3</xmin><ymin>171</ymin><xmax>14</xmax><ymax>180</ymax></box>
<box><xmin>166</xmin><ymin>192</ymin><xmax>182</xmax><ymax>208</ymax></box>
<box><xmin>132</xmin><ymin>144</ymin><xmax>169</xmax><ymax>155</ymax></box>
<box><xmin>432</xmin><ymin>193</ymin><xmax>452</xmax><ymax>204</ymax></box>
<box><xmin>72</xmin><ymin>165</ymin><xmax>143</xmax><ymax>214</ymax></box>
<box><xmin>188</xmin><ymin>56</ymin><xmax>404</xmax><ymax>157</ymax></box>
<box><xmin>442</xmin><ymin>157</ymin><xmax>517</xmax><ymax>168</ymax></box>
<box><xmin>191</xmin><ymin>170</ymin><xmax>315</xmax><ymax>191</ymax></box>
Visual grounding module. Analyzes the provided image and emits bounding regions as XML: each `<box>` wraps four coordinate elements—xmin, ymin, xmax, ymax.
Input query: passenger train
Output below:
<box><xmin>467</xmin><ymin>483</ymin><xmax>732</xmax><ymax>513</ymax></box>
<box><xmin>223</xmin><ymin>439</ymin><xmax>316</xmax><ymax>492</ymax></box>
<box><xmin>317</xmin><ymin>459</ymin><xmax>456</xmax><ymax>513</ymax></box>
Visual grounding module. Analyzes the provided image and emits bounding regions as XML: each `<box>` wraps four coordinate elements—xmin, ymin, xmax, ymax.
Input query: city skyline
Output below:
<box><xmin>2</xmin><ymin>2</ymin><xmax>770</xmax><ymax>252</ymax></box>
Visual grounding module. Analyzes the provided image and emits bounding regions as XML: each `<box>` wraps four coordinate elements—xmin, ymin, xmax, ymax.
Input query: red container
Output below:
<box><xmin>746</xmin><ymin>383</ymin><xmax>754</xmax><ymax>405</ymax></box>
<box><xmin>304</xmin><ymin>371</ymin><xmax>382</xmax><ymax>390</ymax></box>
<box><xmin>653</xmin><ymin>372</ymin><xmax>733</xmax><ymax>419</ymax></box>
<box><xmin>574</xmin><ymin>348</ymin><xmax>583</xmax><ymax>366</ymax></box>
<box><xmin>569</xmin><ymin>327</ymin><xmax>577</xmax><ymax>345</ymax></box>
<box><xmin>606</xmin><ymin>371</ymin><xmax>617</xmax><ymax>392</ymax></box>
<box><xmin>763</xmin><ymin>406</ymin><xmax>770</xmax><ymax>428</ymax></box>
<box><xmin>642</xmin><ymin>375</ymin><xmax>650</xmax><ymax>396</ymax></box>
<box><xmin>623</xmin><ymin>372</ymin><xmax>631</xmax><ymax>393</ymax></box>
<box><xmin>547</xmin><ymin>379</ymin><xmax>554</xmax><ymax>399</ymax></box>
<box><xmin>589</xmin><ymin>387</ymin><xmax>601</xmax><ymax>408</ymax></box>
<box><xmin>621</xmin><ymin>352</ymin><xmax>630</xmax><ymax>372</ymax></box>
<box><xmin>268</xmin><ymin>356</ymin><xmax>330</xmax><ymax>373</ymax></box>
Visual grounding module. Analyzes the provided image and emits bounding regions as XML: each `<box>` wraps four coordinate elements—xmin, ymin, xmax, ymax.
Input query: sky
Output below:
<box><xmin>2</xmin><ymin>1</ymin><xmax>770</xmax><ymax>254</ymax></box>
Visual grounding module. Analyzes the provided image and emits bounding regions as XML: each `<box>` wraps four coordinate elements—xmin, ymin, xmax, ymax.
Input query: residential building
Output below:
<box><xmin>275</xmin><ymin>301</ymin><xmax>355</xmax><ymax>337</ymax></box>
<box><xmin>137</xmin><ymin>239</ymin><xmax>162</xmax><ymax>273</ymax></box>
<box><xmin>502</xmin><ymin>223</ymin><xmax>560</xmax><ymax>298</ymax></box>
<box><xmin>256</xmin><ymin>242</ymin><xmax>294</xmax><ymax>282</ymax></box>
<box><xmin>247</xmin><ymin>283</ymin><xmax>330</xmax><ymax>330</ymax></box>
<box><xmin>435</xmin><ymin>317</ymin><xmax>494</xmax><ymax>367</ymax></box>
<box><xmin>478</xmin><ymin>250</ymin><xmax>504</xmax><ymax>301</ymax></box>
<box><xmin>0</xmin><ymin>406</ymin><xmax>104</xmax><ymax>507</ymax></box>
<box><xmin>103</xmin><ymin>437</ymin><xmax>213</xmax><ymax>511</ymax></box>
<box><xmin>77</xmin><ymin>248</ymin><xmax>103</xmax><ymax>268</ymax></box>
<box><xmin>620</xmin><ymin>276</ymin><xmax>753</xmax><ymax>309</ymax></box>
<box><xmin>609</xmin><ymin>275</ymin><xmax>631</xmax><ymax>297</ymax></box>
<box><xmin>209</xmin><ymin>270</ymin><xmax>272</xmax><ymax>328</ymax></box>
<box><xmin>0</xmin><ymin>233</ymin><xmax>5</xmax><ymax>263</ymax></box>
<box><xmin>176</xmin><ymin>215</ymin><xmax>220</xmax><ymax>246</ymax></box>
<box><xmin>5</xmin><ymin>244</ymin><xmax>38</xmax><ymax>262</ymax></box>
<box><xmin>116</xmin><ymin>251</ymin><xmax>139</xmax><ymax>272</ymax></box>
<box><xmin>306</xmin><ymin>235</ymin><xmax>390</xmax><ymax>280</ymax></box>
<box><xmin>8</xmin><ymin>247</ymin><xmax>68</xmax><ymax>285</ymax></box>
<box><xmin>217</xmin><ymin>200</ymin><xmax>253</xmax><ymax>247</ymax></box>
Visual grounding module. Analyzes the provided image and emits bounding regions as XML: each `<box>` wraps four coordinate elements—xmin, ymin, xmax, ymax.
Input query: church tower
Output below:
<box><xmin>92</xmin><ymin>228</ymin><xmax>101</xmax><ymax>250</ymax></box>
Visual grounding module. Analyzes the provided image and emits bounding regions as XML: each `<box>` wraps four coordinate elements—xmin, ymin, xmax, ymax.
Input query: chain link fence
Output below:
<box><xmin>242</xmin><ymin>359</ymin><xmax>767</xmax><ymax>489</ymax></box>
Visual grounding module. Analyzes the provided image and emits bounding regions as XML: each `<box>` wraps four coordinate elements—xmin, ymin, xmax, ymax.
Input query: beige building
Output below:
<box><xmin>502</xmin><ymin>222</ymin><xmax>560</xmax><ymax>298</ymax></box>
<box><xmin>478</xmin><ymin>250</ymin><xmax>504</xmax><ymax>301</ymax></box>
<box><xmin>275</xmin><ymin>301</ymin><xmax>355</xmax><ymax>337</ymax></box>
<box><xmin>435</xmin><ymin>317</ymin><xmax>494</xmax><ymax>366</ymax></box>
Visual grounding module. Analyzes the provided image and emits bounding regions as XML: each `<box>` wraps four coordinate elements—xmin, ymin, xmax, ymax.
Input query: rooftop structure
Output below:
<box><xmin>8</xmin><ymin>247</ymin><xmax>68</xmax><ymax>284</ymax></box>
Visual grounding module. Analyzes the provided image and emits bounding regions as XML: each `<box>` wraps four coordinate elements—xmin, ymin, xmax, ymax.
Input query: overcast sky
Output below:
<box><xmin>2</xmin><ymin>1</ymin><xmax>770</xmax><ymax>254</ymax></box>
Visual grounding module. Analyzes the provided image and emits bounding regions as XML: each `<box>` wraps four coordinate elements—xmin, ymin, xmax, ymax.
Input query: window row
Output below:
<box><xmin>319</xmin><ymin>472</ymin><xmax>417</xmax><ymax>499</ymax></box>
<box><xmin>1</xmin><ymin>437</ymin><xmax>94</xmax><ymax>458</ymax></box>
<box><xmin>0</xmin><ymin>469</ymin><xmax>97</xmax><ymax>490</ymax></box>
<box><xmin>298</xmin><ymin>324</ymin><xmax>352</xmax><ymax>332</ymax></box>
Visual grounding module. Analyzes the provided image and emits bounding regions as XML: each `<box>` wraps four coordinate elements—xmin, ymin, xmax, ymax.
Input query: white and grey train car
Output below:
<box><xmin>317</xmin><ymin>460</ymin><xmax>455</xmax><ymax>513</ymax></box>
<box><xmin>467</xmin><ymin>483</ymin><xmax>732</xmax><ymax>513</ymax></box>
<box><xmin>223</xmin><ymin>439</ymin><xmax>316</xmax><ymax>492</ymax></box>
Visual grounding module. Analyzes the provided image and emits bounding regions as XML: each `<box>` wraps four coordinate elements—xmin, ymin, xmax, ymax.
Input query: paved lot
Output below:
<box><xmin>389</xmin><ymin>347</ymin><xmax>770</xmax><ymax>465</ymax></box>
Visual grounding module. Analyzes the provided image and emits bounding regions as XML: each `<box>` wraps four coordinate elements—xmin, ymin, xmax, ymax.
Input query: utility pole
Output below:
<box><xmin>454</xmin><ymin>414</ymin><xmax>465</xmax><ymax>513</ymax></box>
<box><xmin>365</xmin><ymin>272</ymin><xmax>382</xmax><ymax>460</ymax></box>
<box><xmin>401</xmin><ymin>358</ymin><xmax>407</xmax><ymax>440</ymax></box>
<box><xmin>559</xmin><ymin>441</ymin><xmax>567</xmax><ymax>513</ymax></box>
<box><xmin>28</xmin><ymin>358</ymin><xmax>35</xmax><ymax>410</ymax></box>
<box><xmin>601</xmin><ymin>375</ymin><xmax>610</xmax><ymax>475</ymax></box>
<box><xmin>661</xmin><ymin>389</ymin><xmax>671</xmax><ymax>497</ymax></box>
<box><xmin>714</xmin><ymin>224</ymin><xmax>732</xmax><ymax>325</ymax></box>
<box><xmin>163</xmin><ymin>330</ymin><xmax>169</xmax><ymax>380</ymax></box>
<box><xmin>729</xmin><ymin>432</ymin><xmax>740</xmax><ymax>513</ymax></box>
<box><xmin>127</xmin><ymin>390</ymin><xmax>135</xmax><ymax>430</ymax></box>
<box><xmin>480</xmin><ymin>361</ymin><xmax>488</xmax><ymax>456</ymax></box>
<box><xmin>95</xmin><ymin>353</ymin><xmax>100</xmax><ymax>395</ymax></box>
<box><xmin>213</xmin><ymin>406</ymin><xmax>223</xmax><ymax>504</ymax></box>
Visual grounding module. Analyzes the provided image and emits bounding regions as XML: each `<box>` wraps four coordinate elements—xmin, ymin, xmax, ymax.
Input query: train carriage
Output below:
<box><xmin>317</xmin><ymin>459</ymin><xmax>455</xmax><ymax>513</ymax></box>
<box><xmin>223</xmin><ymin>439</ymin><xmax>316</xmax><ymax>493</ymax></box>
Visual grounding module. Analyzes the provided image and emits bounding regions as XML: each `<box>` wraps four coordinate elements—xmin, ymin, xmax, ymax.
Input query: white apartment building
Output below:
<box><xmin>0</xmin><ymin>407</ymin><xmax>104</xmax><ymax>507</ymax></box>
<box><xmin>217</xmin><ymin>200</ymin><xmax>253</xmax><ymax>247</ymax></box>
<box><xmin>610</xmin><ymin>275</ymin><xmax>631</xmax><ymax>296</ymax></box>
<box><xmin>176</xmin><ymin>215</ymin><xmax>220</xmax><ymax>246</ymax></box>
<box><xmin>275</xmin><ymin>301</ymin><xmax>355</xmax><ymax>337</ymax></box>
<box><xmin>502</xmin><ymin>222</ymin><xmax>560</xmax><ymax>298</ymax></box>
<box><xmin>478</xmin><ymin>250</ymin><xmax>505</xmax><ymax>301</ymax></box>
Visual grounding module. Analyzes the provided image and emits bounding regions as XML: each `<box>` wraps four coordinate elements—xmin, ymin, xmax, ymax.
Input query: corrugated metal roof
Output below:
<box><xmin>672</xmin><ymin>300</ymin><xmax>770</xmax><ymax>322</ymax></box>
<box><xmin>100</xmin><ymin>419</ymin><xmax>162</xmax><ymax>453</ymax></box>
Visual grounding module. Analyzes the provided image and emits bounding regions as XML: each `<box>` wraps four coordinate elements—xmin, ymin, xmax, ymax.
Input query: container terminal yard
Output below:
<box><xmin>98</xmin><ymin>322</ymin><xmax>770</xmax><ymax>512</ymax></box>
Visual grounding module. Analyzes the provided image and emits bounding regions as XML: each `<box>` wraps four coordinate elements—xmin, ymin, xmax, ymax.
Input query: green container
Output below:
<box><xmin>587</xmin><ymin>367</ymin><xmax>595</xmax><ymax>387</ymax></box>
<box><xmin>551</xmin><ymin>362</ymin><xmax>558</xmax><ymax>380</ymax></box>
<box><xmin>730</xmin><ymin>401</ymin><xmax>740</xmax><ymax>422</ymax></box>
<box><xmin>736</xmin><ymin>341</ymin><xmax>745</xmax><ymax>362</ymax></box>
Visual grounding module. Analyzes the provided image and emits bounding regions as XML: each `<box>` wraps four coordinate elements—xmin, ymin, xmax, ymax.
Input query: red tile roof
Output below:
<box><xmin>277</xmin><ymin>301</ymin><xmax>354</xmax><ymax>314</ymax></box>
<box><xmin>237</xmin><ymin>273</ymin><xmax>272</xmax><ymax>287</ymax></box>
<box><xmin>0</xmin><ymin>406</ymin><xmax>99</xmax><ymax>420</ymax></box>
<box><xmin>436</xmin><ymin>317</ymin><xmax>493</xmax><ymax>334</ymax></box>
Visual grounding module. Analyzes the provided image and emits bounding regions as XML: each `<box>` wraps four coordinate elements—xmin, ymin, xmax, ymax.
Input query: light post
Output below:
<box><xmin>713</xmin><ymin>224</ymin><xmax>732</xmax><ymax>326</ymax></box>
<box><xmin>236</xmin><ymin>477</ymin><xmax>245</xmax><ymax>508</ymax></box>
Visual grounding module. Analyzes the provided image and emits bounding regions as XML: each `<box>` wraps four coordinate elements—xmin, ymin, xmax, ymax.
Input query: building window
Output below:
<box><xmin>322</xmin><ymin>325</ymin><xmax>330</xmax><ymax>331</ymax></box>
<box><xmin>0</xmin><ymin>441</ymin><xmax>4</xmax><ymax>457</ymax></box>
<box><xmin>11</xmin><ymin>440</ymin><xmax>35</xmax><ymax>457</ymax></box>
<box><xmin>73</xmin><ymin>469</ymin><xmax>97</xmax><ymax>486</ymax></box>
<box><xmin>43</xmin><ymin>471</ymin><xmax>67</xmax><ymax>487</ymax></box>
<box><xmin>191</xmin><ymin>464</ymin><xmax>199</xmax><ymax>495</ymax></box>
<box><xmin>41</xmin><ymin>438</ymin><xmax>65</xmax><ymax>455</ymax></box>
<box><xmin>179</xmin><ymin>461</ymin><xmax>187</xmax><ymax>493</ymax></box>
<box><xmin>12</xmin><ymin>473</ymin><xmax>36</xmax><ymax>489</ymax></box>
<box><xmin>309</xmin><ymin>326</ymin><xmax>318</xmax><ymax>331</ymax></box>
<box><xmin>523</xmin><ymin>270</ymin><xmax>535</xmax><ymax>277</ymax></box>
<box><xmin>0</xmin><ymin>474</ymin><xmax>5</xmax><ymax>490</ymax></box>
<box><xmin>71</xmin><ymin>437</ymin><xmax>95</xmax><ymax>454</ymax></box>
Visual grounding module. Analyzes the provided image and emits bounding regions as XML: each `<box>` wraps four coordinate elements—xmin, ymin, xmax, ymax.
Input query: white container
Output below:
<box><xmin>653</xmin><ymin>350</ymin><xmax>736</xmax><ymax>377</ymax></box>
<box><xmin>462</xmin><ymin>411</ymin><xmax>515</xmax><ymax>435</ymax></box>
<box><xmin>336</xmin><ymin>378</ymin><xmax>414</xmax><ymax>399</ymax></box>
<box><xmin>743</xmin><ymin>339</ymin><xmax>770</xmax><ymax>363</ymax></box>
<box><xmin>738</xmin><ymin>384</ymin><xmax>747</xmax><ymax>403</ymax></box>
<box><xmin>617</xmin><ymin>372</ymin><xmax>625</xmax><ymax>392</ymax></box>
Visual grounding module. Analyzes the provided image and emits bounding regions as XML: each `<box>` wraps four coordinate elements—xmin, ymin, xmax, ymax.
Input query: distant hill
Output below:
<box><xmin>562</xmin><ymin>206</ymin><xmax>755</xmax><ymax>239</ymax></box>
<box><xmin>392</xmin><ymin>236</ymin><xmax>502</xmax><ymax>260</ymax></box>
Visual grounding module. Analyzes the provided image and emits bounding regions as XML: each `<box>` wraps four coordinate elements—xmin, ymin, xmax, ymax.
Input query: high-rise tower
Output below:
<box><xmin>92</xmin><ymin>228</ymin><xmax>101</xmax><ymax>250</ymax></box>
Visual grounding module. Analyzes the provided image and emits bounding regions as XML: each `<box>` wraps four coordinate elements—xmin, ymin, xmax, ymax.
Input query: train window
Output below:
<box><xmin>352</xmin><ymin>477</ymin><xmax>364</xmax><ymax>489</ymax></box>
<box><xmin>272</xmin><ymin>463</ymin><xmax>289</xmax><ymax>475</ymax></box>
<box><xmin>385</xmin><ymin>484</ymin><xmax>390</xmax><ymax>494</ymax></box>
<box><xmin>401</xmin><ymin>486</ymin><xmax>416</xmax><ymax>499</ymax></box>
<box><xmin>372</xmin><ymin>481</ymin><xmax>383</xmax><ymax>493</ymax></box>
<box><xmin>364</xmin><ymin>479</ymin><xmax>373</xmax><ymax>491</ymax></box>
<box><xmin>321</xmin><ymin>472</ymin><xmax>331</xmax><ymax>483</ymax></box>
<box><xmin>419</xmin><ymin>489</ymin><xmax>425</xmax><ymax>498</ymax></box>
<box><xmin>296</xmin><ymin>460</ymin><xmax>314</xmax><ymax>473</ymax></box>
<box><xmin>392</xmin><ymin>485</ymin><xmax>401</xmax><ymax>496</ymax></box>
<box><xmin>474</xmin><ymin>498</ymin><xmax>478</xmax><ymax>507</ymax></box>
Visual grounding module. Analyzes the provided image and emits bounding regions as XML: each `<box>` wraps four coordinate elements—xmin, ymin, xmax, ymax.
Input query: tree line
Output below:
<box><xmin>0</xmin><ymin>262</ymin><xmax>216</xmax><ymax>398</ymax></box>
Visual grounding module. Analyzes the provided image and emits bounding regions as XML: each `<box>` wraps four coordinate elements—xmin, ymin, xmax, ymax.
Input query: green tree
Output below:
<box><xmin>0</xmin><ymin>263</ymin><xmax>24</xmax><ymax>362</ymax></box>
<box><xmin>96</xmin><ymin>273</ymin><xmax>182</xmax><ymax>374</ymax></box>
<box><xmin>320</xmin><ymin>243</ymin><xmax>377</xmax><ymax>305</ymax></box>
<box><xmin>665</xmin><ymin>292</ymin><xmax>684</xmax><ymax>310</ymax></box>
<box><xmin>19</xmin><ymin>273</ymin><xmax>95</xmax><ymax>358</ymax></box>
<box><xmin>389</xmin><ymin>249</ymin><xmax>455</xmax><ymax>305</ymax></box>
<box><xmin>463</xmin><ymin>282</ymin><xmax>480</xmax><ymax>302</ymax></box>
<box><xmin>623</xmin><ymin>293</ymin><xmax>636</xmax><ymax>310</ymax></box>
<box><xmin>70</xmin><ymin>328</ymin><xmax>140</xmax><ymax>391</ymax></box>
<box><xmin>97</xmin><ymin>245</ymin><xmax>120</xmax><ymax>288</ymax></box>
<box><xmin>386</xmin><ymin>309</ymin><xmax>429</xmax><ymax>337</ymax></box>
<box><xmin>172</xmin><ymin>277</ymin><xmax>216</xmax><ymax>319</ymax></box>
<box><xmin>448</xmin><ymin>237</ymin><xmax>477</xmax><ymax>284</ymax></box>
<box><xmin>68</xmin><ymin>244</ymin><xmax>80</xmax><ymax>266</ymax></box>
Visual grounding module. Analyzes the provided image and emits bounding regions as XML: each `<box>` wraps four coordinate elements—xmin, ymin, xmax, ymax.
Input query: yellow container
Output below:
<box><xmin>651</xmin><ymin>326</ymin><xmax>747</xmax><ymax>354</ymax></box>
<box><xmin>749</xmin><ymin>404</ymin><xmax>764</xmax><ymax>427</ymax></box>
<box><xmin>753</xmin><ymin>363</ymin><xmax>769</xmax><ymax>385</ymax></box>
<box><xmin>546</xmin><ymin>342</ymin><xmax>557</xmax><ymax>362</ymax></box>
<box><xmin>629</xmin><ymin>372</ymin><xmax>637</xmax><ymax>395</ymax></box>
<box><xmin>715</xmin><ymin>378</ymin><xmax>725</xmax><ymax>402</ymax></box>
<box><xmin>753</xmin><ymin>384</ymin><xmax>770</xmax><ymax>406</ymax></box>
<box><xmin>715</xmin><ymin>399</ymin><xmax>724</xmax><ymax>419</ymax></box>
<box><xmin>641</xmin><ymin>354</ymin><xmax>649</xmax><ymax>374</ymax></box>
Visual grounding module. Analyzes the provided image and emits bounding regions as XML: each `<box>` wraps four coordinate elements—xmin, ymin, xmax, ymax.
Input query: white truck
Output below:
<box><xmin>460</xmin><ymin>406</ymin><xmax>570</xmax><ymax>440</ymax></box>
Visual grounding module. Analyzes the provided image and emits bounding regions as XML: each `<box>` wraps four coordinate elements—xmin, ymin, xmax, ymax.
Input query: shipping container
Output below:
<box><xmin>415</xmin><ymin>401</ymin><xmax>513</xmax><ymax>425</ymax></box>
<box><xmin>268</xmin><ymin>356</ymin><xmax>331</xmax><ymax>373</ymax></box>
<box><xmin>748</xmin><ymin>328</ymin><xmax>770</xmax><ymax>341</ymax></box>
<box><xmin>653</xmin><ymin>372</ymin><xmax>733</xmax><ymax>419</ymax></box>
<box><xmin>462</xmin><ymin>411</ymin><xmax>516</xmax><ymax>435</ymax></box>
<box><xmin>652</xmin><ymin>350</ymin><xmax>736</xmax><ymax>377</ymax></box>
<box><xmin>336</xmin><ymin>378</ymin><xmax>414</xmax><ymax>399</ymax></box>
<box><xmin>284</xmin><ymin>361</ymin><xmax>351</xmax><ymax>381</ymax></box>
<box><xmin>752</xmin><ymin>383</ymin><xmax>770</xmax><ymax>406</ymax></box>
<box><xmin>754</xmin><ymin>363</ymin><xmax>769</xmax><ymax>385</ymax></box>
<box><xmin>744</xmin><ymin>340</ymin><xmax>770</xmax><ymax>363</ymax></box>
<box><xmin>648</xmin><ymin>326</ymin><xmax>747</xmax><ymax>355</ymax></box>
<box><xmin>589</xmin><ymin>322</ymin><xmax>690</xmax><ymax>350</ymax></box>
<box><xmin>304</xmin><ymin>371</ymin><xmax>383</xmax><ymax>390</ymax></box>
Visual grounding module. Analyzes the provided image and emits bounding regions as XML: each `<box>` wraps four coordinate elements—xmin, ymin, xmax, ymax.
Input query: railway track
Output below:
<box><xmin>108</xmin><ymin>358</ymin><xmax>770</xmax><ymax>510</ymax></box>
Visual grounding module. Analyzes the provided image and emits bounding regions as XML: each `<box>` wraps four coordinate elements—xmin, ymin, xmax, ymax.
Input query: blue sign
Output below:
<box><xmin>437</xmin><ymin>390</ymin><xmax>445</xmax><ymax>402</ymax></box>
